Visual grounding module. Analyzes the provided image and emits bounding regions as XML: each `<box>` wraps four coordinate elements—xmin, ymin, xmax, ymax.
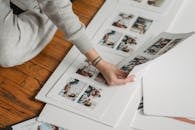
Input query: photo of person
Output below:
<box><xmin>147</xmin><ymin>0</ymin><xmax>165</xmax><ymax>7</ymax></box>
<box><xmin>121</xmin><ymin>56</ymin><xmax>149</xmax><ymax>73</ymax></box>
<box><xmin>94</xmin><ymin>73</ymin><xmax>107</xmax><ymax>84</ymax></box>
<box><xmin>76</xmin><ymin>60</ymin><xmax>98</xmax><ymax>78</ymax></box>
<box><xmin>37</xmin><ymin>123</ymin><xmax>65</xmax><ymax>130</ymax></box>
<box><xmin>99</xmin><ymin>30</ymin><xmax>122</xmax><ymax>48</ymax></box>
<box><xmin>59</xmin><ymin>78</ymin><xmax>87</xmax><ymax>101</ymax></box>
<box><xmin>132</xmin><ymin>0</ymin><xmax>143</xmax><ymax>3</ymax></box>
<box><xmin>158</xmin><ymin>38</ymin><xmax>182</xmax><ymax>55</ymax></box>
<box><xmin>116</xmin><ymin>35</ymin><xmax>137</xmax><ymax>53</ymax></box>
<box><xmin>112</xmin><ymin>13</ymin><xmax>134</xmax><ymax>29</ymax></box>
<box><xmin>130</xmin><ymin>17</ymin><xmax>153</xmax><ymax>34</ymax></box>
<box><xmin>77</xmin><ymin>85</ymin><xmax>102</xmax><ymax>109</ymax></box>
<box><xmin>144</xmin><ymin>38</ymin><xmax>171</xmax><ymax>55</ymax></box>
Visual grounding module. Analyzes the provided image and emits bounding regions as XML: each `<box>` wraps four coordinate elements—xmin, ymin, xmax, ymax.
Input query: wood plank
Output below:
<box><xmin>0</xmin><ymin>76</ymin><xmax>43</xmax><ymax>127</ymax></box>
<box><xmin>0</xmin><ymin>0</ymin><xmax>105</xmax><ymax>128</ymax></box>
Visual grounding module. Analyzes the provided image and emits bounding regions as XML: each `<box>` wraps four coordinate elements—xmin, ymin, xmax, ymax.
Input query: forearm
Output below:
<box><xmin>37</xmin><ymin>0</ymin><xmax>94</xmax><ymax>53</ymax></box>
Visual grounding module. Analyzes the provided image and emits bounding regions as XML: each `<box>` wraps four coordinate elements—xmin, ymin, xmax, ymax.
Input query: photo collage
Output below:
<box><xmin>98</xmin><ymin>11</ymin><xmax>154</xmax><ymax>56</ymax></box>
<box><xmin>75</xmin><ymin>59</ymin><xmax>107</xmax><ymax>84</ymax></box>
<box><xmin>118</xmin><ymin>32</ymin><xmax>194</xmax><ymax>75</ymax></box>
<box><xmin>77</xmin><ymin>33</ymin><xmax>190</xmax><ymax>85</ymax></box>
<box><xmin>132</xmin><ymin>0</ymin><xmax>166</xmax><ymax>7</ymax></box>
<box><xmin>45</xmin><ymin>52</ymin><xmax>122</xmax><ymax>120</ymax></box>
<box><xmin>58</xmin><ymin>78</ymin><xmax>102</xmax><ymax>110</ymax></box>
<box><xmin>129</xmin><ymin>0</ymin><xmax>171</xmax><ymax>13</ymax></box>
<box><xmin>12</xmin><ymin>118</ymin><xmax>67</xmax><ymax>130</ymax></box>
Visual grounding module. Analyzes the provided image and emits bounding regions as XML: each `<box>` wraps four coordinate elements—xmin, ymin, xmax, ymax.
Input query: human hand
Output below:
<box><xmin>85</xmin><ymin>48</ymin><xmax>134</xmax><ymax>86</ymax></box>
<box><xmin>96</xmin><ymin>59</ymin><xmax>135</xmax><ymax>86</ymax></box>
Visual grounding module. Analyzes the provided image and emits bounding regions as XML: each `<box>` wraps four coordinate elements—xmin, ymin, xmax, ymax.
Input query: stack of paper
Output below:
<box><xmin>10</xmin><ymin>0</ymin><xmax>195</xmax><ymax>130</ymax></box>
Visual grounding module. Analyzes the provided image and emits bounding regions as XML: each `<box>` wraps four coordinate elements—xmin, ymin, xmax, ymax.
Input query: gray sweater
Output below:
<box><xmin>0</xmin><ymin>0</ymin><xmax>94</xmax><ymax>67</ymax></box>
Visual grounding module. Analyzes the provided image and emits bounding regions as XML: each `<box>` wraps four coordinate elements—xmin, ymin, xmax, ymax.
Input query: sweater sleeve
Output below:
<box><xmin>37</xmin><ymin>0</ymin><xmax>94</xmax><ymax>54</ymax></box>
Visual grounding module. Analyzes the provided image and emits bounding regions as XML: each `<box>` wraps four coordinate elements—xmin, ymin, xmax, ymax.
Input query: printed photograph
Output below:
<box><xmin>116</xmin><ymin>35</ymin><xmax>137</xmax><ymax>53</ymax></box>
<box><xmin>158</xmin><ymin>38</ymin><xmax>182</xmax><ymax>55</ymax></box>
<box><xmin>147</xmin><ymin>0</ymin><xmax>165</xmax><ymax>7</ymax></box>
<box><xmin>144</xmin><ymin>38</ymin><xmax>171</xmax><ymax>55</ymax></box>
<box><xmin>130</xmin><ymin>17</ymin><xmax>153</xmax><ymax>34</ymax></box>
<box><xmin>76</xmin><ymin>59</ymin><xmax>98</xmax><ymax>78</ymax></box>
<box><xmin>132</xmin><ymin>0</ymin><xmax>143</xmax><ymax>3</ymax></box>
<box><xmin>38</xmin><ymin>123</ymin><xmax>65</xmax><ymax>130</ymax></box>
<box><xmin>77</xmin><ymin>85</ymin><xmax>102</xmax><ymax>109</ymax></box>
<box><xmin>99</xmin><ymin>30</ymin><xmax>123</xmax><ymax>48</ymax></box>
<box><xmin>121</xmin><ymin>56</ymin><xmax>149</xmax><ymax>73</ymax></box>
<box><xmin>94</xmin><ymin>73</ymin><xmax>107</xmax><ymax>84</ymax></box>
<box><xmin>112</xmin><ymin>13</ymin><xmax>134</xmax><ymax>29</ymax></box>
<box><xmin>59</xmin><ymin>78</ymin><xmax>87</xmax><ymax>101</ymax></box>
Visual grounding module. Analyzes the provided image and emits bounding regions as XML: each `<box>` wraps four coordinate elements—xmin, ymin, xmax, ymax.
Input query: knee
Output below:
<box><xmin>0</xmin><ymin>38</ymin><xmax>24</xmax><ymax>67</ymax></box>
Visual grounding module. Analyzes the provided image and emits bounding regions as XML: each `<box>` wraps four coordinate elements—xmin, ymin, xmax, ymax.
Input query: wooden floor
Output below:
<box><xmin>0</xmin><ymin>0</ymin><xmax>104</xmax><ymax>128</ymax></box>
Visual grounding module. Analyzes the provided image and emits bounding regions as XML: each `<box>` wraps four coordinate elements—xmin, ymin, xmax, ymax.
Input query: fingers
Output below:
<box><xmin>107</xmin><ymin>75</ymin><xmax>135</xmax><ymax>86</ymax></box>
<box><xmin>116</xmin><ymin>69</ymin><xmax>128</xmax><ymax>78</ymax></box>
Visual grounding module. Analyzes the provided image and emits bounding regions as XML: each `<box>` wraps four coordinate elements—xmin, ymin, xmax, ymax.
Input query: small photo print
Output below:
<box><xmin>77</xmin><ymin>85</ymin><xmax>102</xmax><ymax>109</ymax></box>
<box><xmin>95</xmin><ymin>73</ymin><xmax>107</xmax><ymax>84</ymax></box>
<box><xmin>121</xmin><ymin>56</ymin><xmax>149</xmax><ymax>73</ymax></box>
<box><xmin>59</xmin><ymin>78</ymin><xmax>87</xmax><ymax>101</ymax></box>
<box><xmin>159</xmin><ymin>38</ymin><xmax>182</xmax><ymax>55</ymax></box>
<box><xmin>38</xmin><ymin>123</ymin><xmax>66</xmax><ymax>130</ymax></box>
<box><xmin>112</xmin><ymin>13</ymin><xmax>134</xmax><ymax>29</ymax></box>
<box><xmin>130</xmin><ymin>17</ymin><xmax>153</xmax><ymax>34</ymax></box>
<box><xmin>116</xmin><ymin>35</ymin><xmax>137</xmax><ymax>53</ymax></box>
<box><xmin>144</xmin><ymin>38</ymin><xmax>171</xmax><ymax>55</ymax></box>
<box><xmin>76</xmin><ymin>59</ymin><xmax>98</xmax><ymax>78</ymax></box>
<box><xmin>99</xmin><ymin>30</ymin><xmax>123</xmax><ymax>48</ymax></box>
<box><xmin>147</xmin><ymin>0</ymin><xmax>165</xmax><ymax>7</ymax></box>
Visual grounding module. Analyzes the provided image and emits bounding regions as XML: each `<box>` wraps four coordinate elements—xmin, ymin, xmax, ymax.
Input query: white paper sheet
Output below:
<box><xmin>143</xmin><ymin>33</ymin><xmax>195</xmax><ymax>118</ymax></box>
<box><xmin>38</xmin><ymin>79</ymin><xmax>142</xmax><ymax>130</ymax></box>
<box><xmin>131</xmin><ymin>99</ymin><xmax>195</xmax><ymax>130</ymax></box>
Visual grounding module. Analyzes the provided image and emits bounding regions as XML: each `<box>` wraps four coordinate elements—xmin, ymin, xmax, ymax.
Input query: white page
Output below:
<box><xmin>36</xmin><ymin>0</ymin><xmax>186</xmax><ymax>127</ymax></box>
<box><xmin>38</xmin><ymin>80</ymin><xmax>142</xmax><ymax>130</ymax></box>
<box><xmin>143</xmin><ymin>33</ymin><xmax>195</xmax><ymax>117</ymax></box>
<box><xmin>167</xmin><ymin>0</ymin><xmax>195</xmax><ymax>33</ymax></box>
<box><xmin>131</xmin><ymin>99</ymin><xmax>195</xmax><ymax>130</ymax></box>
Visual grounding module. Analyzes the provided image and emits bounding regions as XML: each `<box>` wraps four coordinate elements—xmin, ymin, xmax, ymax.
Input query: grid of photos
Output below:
<box><xmin>143</xmin><ymin>37</ymin><xmax>185</xmax><ymax>58</ymax></box>
<box><xmin>75</xmin><ymin>59</ymin><xmax>107</xmax><ymax>84</ymax></box>
<box><xmin>37</xmin><ymin>122</ymin><xmax>66</xmax><ymax>130</ymax></box>
<box><xmin>98</xmin><ymin>12</ymin><xmax>154</xmax><ymax>55</ymax></box>
<box><xmin>58</xmin><ymin>78</ymin><xmax>102</xmax><ymax>109</ymax></box>
<box><xmin>158</xmin><ymin>38</ymin><xmax>183</xmax><ymax>55</ymax></box>
<box><xmin>120</xmin><ymin>55</ymin><xmax>149</xmax><ymax>74</ymax></box>
<box><xmin>12</xmin><ymin>118</ymin><xmax>67</xmax><ymax>130</ymax></box>
<box><xmin>77</xmin><ymin>85</ymin><xmax>102</xmax><ymax>109</ymax></box>
<box><xmin>118</xmin><ymin>32</ymin><xmax>194</xmax><ymax>74</ymax></box>
<box><xmin>143</xmin><ymin>38</ymin><xmax>172</xmax><ymax>56</ymax></box>
<box><xmin>131</xmin><ymin>0</ymin><xmax>166</xmax><ymax>7</ymax></box>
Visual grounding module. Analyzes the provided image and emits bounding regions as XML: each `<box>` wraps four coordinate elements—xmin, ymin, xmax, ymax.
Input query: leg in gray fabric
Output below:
<box><xmin>0</xmin><ymin>0</ymin><xmax>57</xmax><ymax>67</ymax></box>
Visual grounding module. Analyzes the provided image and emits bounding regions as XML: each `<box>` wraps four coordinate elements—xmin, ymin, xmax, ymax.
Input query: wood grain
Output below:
<box><xmin>0</xmin><ymin>0</ymin><xmax>104</xmax><ymax>128</ymax></box>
